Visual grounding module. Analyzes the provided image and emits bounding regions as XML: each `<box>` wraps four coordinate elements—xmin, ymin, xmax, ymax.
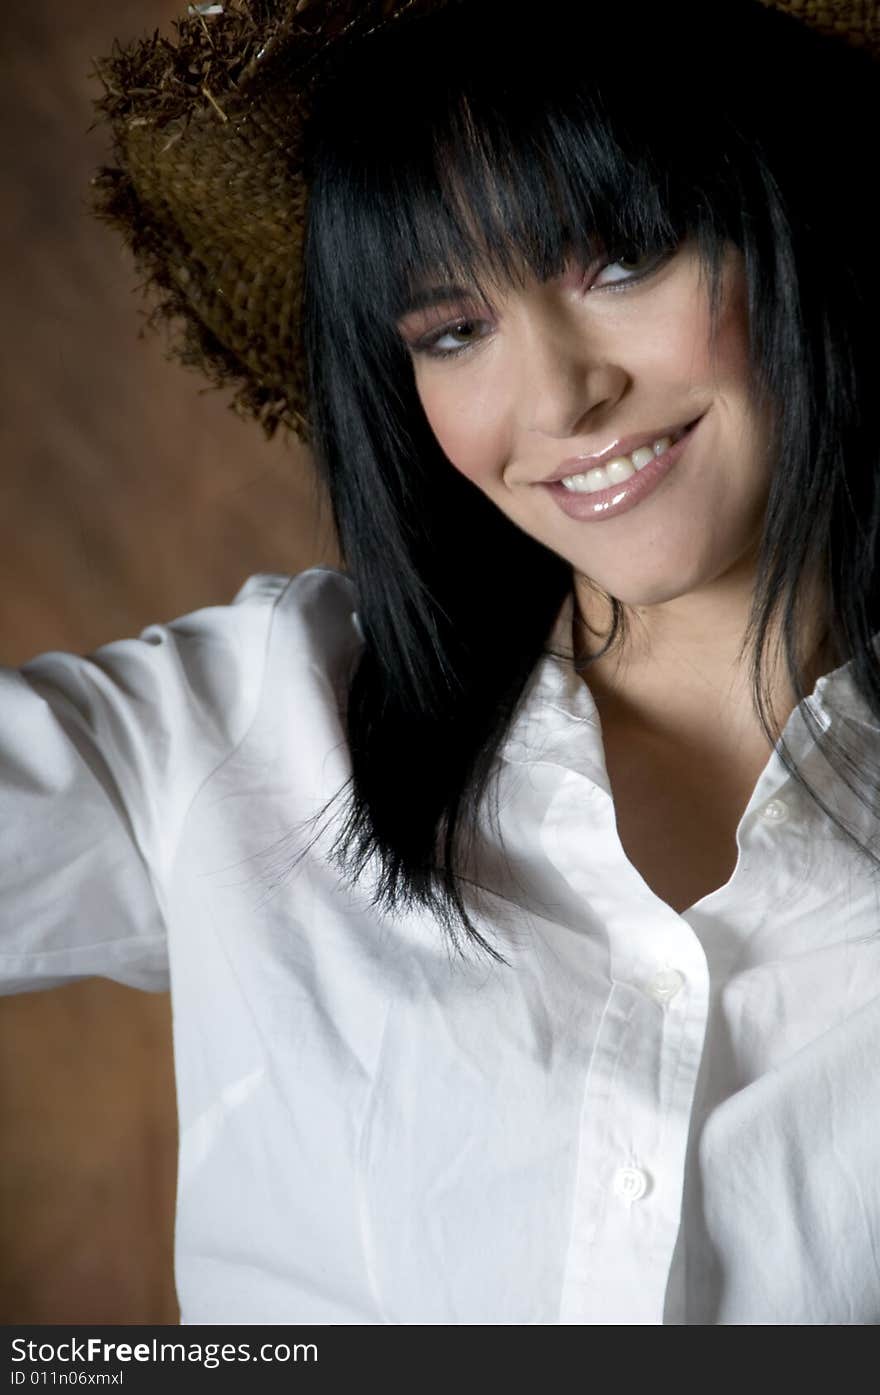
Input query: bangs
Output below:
<box><xmin>302</xmin><ymin>0</ymin><xmax>744</xmax><ymax>357</ymax></box>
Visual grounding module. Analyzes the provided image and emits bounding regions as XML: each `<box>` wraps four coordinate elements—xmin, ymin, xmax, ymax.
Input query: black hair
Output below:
<box><xmin>292</xmin><ymin>0</ymin><xmax>880</xmax><ymax>967</ymax></box>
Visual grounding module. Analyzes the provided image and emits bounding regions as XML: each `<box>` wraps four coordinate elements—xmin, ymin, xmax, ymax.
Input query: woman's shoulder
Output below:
<box><xmin>231</xmin><ymin>565</ymin><xmax>355</xmax><ymax>611</ymax></box>
<box><xmin>230</xmin><ymin>565</ymin><xmax>361</xmax><ymax>674</ymax></box>
<box><xmin>110</xmin><ymin>565</ymin><xmax>359</xmax><ymax>699</ymax></box>
<box><xmin>233</xmin><ymin>566</ymin><xmax>357</xmax><ymax>633</ymax></box>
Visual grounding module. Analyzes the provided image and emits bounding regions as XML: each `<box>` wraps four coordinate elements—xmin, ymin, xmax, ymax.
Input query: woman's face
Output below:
<box><xmin>396</xmin><ymin>238</ymin><xmax>773</xmax><ymax>620</ymax></box>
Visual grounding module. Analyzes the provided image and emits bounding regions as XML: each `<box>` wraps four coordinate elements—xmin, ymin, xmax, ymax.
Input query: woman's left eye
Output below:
<box><xmin>592</xmin><ymin>246</ymin><xmax>673</xmax><ymax>289</ymax></box>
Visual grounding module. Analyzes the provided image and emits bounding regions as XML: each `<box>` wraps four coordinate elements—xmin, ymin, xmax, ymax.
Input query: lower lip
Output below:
<box><xmin>540</xmin><ymin>415</ymin><xmax>704</xmax><ymax>523</ymax></box>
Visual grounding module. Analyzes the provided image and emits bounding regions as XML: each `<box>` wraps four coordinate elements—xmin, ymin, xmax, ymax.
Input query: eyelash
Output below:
<box><xmin>409</xmin><ymin>247</ymin><xmax>674</xmax><ymax>362</ymax></box>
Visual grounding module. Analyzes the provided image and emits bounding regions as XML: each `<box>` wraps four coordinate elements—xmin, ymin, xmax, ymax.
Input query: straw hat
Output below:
<box><xmin>89</xmin><ymin>0</ymin><xmax>879</xmax><ymax>445</ymax></box>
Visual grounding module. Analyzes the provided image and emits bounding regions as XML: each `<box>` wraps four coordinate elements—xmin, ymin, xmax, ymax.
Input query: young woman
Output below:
<box><xmin>3</xmin><ymin>0</ymin><xmax>879</xmax><ymax>1324</ymax></box>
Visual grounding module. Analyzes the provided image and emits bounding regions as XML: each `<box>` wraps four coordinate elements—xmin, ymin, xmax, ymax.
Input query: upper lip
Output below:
<box><xmin>537</xmin><ymin>415</ymin><xmax>702</xmax><ymax>483</ymax></box>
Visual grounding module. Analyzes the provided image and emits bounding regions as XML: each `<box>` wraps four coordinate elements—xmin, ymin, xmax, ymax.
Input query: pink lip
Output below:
<box><xmin>540</xmin><ymin>413</ymin><xmax>704</xmax><ymax>523</ymax></box>
<box><xmin>541</xmin><ymin>416</ymin><xmax>700</xmax><ymax>483</ymax></box>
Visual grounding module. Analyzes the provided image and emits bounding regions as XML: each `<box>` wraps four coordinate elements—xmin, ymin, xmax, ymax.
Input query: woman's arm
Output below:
<box><xmin>0</xmin><ymin>575</ymin><xmax>287</xmax><ymax>997</ymax></box>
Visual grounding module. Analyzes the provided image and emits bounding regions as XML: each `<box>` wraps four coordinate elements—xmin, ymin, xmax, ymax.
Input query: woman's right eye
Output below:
<box><xmin>409</xmin><ymin>318</ymin><xmax>490</xmax><ymax>362</ymax></box>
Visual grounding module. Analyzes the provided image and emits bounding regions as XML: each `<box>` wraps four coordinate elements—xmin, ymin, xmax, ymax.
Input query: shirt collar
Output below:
<box><xmin>808</xmin><ymin>646</ymin><xmax>880</xmax><ymax>734</ymax></box>
<box><xmin>498</xmin><ymin>589</ymin><xmax>609</xmax><ymax>786</ymax></box>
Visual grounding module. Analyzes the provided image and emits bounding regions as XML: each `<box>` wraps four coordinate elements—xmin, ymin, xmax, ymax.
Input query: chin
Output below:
<box><xmin>577</xmin><ymin>561</ymin><xmax>714</xmax><ymax>612</ymax></box>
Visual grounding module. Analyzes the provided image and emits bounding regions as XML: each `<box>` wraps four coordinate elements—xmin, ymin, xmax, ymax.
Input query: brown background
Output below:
<box><xmin>0</xmin><ymin>1</ymin><xmax>339</xmax><ymax>1322</ymax></box>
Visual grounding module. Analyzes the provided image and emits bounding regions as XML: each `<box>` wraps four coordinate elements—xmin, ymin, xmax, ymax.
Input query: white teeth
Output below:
<box><xmin>560</xmin><ymin>427</ymin><xmax>686</xmax><ymax>493</ymax></box>
<box><xmin>631</xmin><ymin>446</ymin><xmax>656</xmax><ymax>471</ymax></box>
<box><xmin>584</xmin><ymin>467</ymin><xmax>609</xmax><ymax>493</ymax></box>
<box><xmin>606</xmin><ymin>458</ymin><xmax>636</xmax><ymax>484</ymax></box>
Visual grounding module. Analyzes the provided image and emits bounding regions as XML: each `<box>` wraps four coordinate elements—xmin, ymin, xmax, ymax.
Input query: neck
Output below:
<box><xmin>571</xmin><ymin>559</ymin><xmax>839</xmax><ymax>748</ymax></box>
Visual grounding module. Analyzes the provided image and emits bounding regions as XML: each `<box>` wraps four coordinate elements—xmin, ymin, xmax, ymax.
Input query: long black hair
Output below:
<box><xmin>292</xmin><ymin>0</ymin><xmax>880</xmax><ymax>966</ymax></box>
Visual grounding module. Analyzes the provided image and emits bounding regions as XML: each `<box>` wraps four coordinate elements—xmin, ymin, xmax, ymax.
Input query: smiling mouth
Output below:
<box><xmin>539</xmin><ymin>412</ymin><xmax>705</xmax><ymax>523</ymax></box>
<box><xmin>553</xmin><ymin>419</ymin><xmax>699</xmax><ymax>494</ymax></box>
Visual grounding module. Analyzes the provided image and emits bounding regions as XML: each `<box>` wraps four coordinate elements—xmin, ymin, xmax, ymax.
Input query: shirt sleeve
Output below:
<box><xmin>0</xmin><ymin>573</ymin><xmax>289</xmax><ymax>996</ymax></box>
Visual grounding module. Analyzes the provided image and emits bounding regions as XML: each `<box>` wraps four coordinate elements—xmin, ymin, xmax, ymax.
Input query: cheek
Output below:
<box><xmin>646</xmin><ymin>247</ymin><xmax>752</xmax><ymax>391</ymax></box>
<box><xmin>414</xmin><ymin>374</ymin><xmax>508</xmax><ymax>486</ymax></box>
<box><xmin>701</xmin><ymin>253</ymin><xmax>753</xmax><ymax>388</ymax></box>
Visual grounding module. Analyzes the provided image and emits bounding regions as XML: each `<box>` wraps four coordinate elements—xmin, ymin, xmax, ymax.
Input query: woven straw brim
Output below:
<box><xmin>88</xmin><ymin>0</ymin><xmax>880</xmax><ymax>446</ymax></box>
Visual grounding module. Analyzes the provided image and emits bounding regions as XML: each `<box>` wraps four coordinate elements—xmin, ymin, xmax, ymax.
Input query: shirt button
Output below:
<box><xmin>648</xmin><ymin>967</ymin><xmax>685</xmax><ymax>1003</ymax></box>
<box><xmin>612</xmin><ymin>1166</ymin><xmax>650</xmax><ymax>1204</ymax></box>
<box><xmin>759</xmin><ymin>798</ymin><xmax>790</xmax><ymax>823</ymax></box>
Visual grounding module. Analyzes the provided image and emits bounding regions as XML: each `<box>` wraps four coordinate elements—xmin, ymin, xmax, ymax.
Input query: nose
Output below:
<box><xmin>517</xmin><ymin>315</ymin><xmax>626</xmax><ymax>440</ymax></box>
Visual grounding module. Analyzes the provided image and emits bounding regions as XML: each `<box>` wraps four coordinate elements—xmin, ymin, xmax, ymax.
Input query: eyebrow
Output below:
<box><xmin>397</xmin><ymin>284</ymin><xmax>480</xmax><ymax>319</ymax></box>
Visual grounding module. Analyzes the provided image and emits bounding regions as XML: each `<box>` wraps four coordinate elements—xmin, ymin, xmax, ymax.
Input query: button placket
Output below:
<box><xmin>555</xmin><ymin>885</ymin><xmax>712</xmax><ymax>1322</ymax></box>
<box><xmin>558</xmin><ymin>939</ymin><xmax>710</xmax><ymax>1323</ymax></box>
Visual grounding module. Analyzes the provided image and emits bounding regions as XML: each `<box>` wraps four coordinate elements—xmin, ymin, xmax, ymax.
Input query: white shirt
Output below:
<box><xmin>2</xmin><ymin>566</ymin><xmax>879</xmax><ymax>1325</ymax></box>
